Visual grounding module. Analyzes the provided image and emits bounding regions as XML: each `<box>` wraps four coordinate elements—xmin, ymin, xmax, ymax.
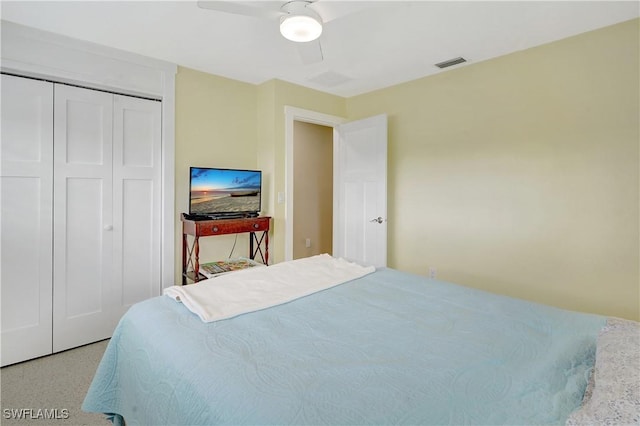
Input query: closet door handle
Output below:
<box><xmin>103</xmin><ymin>225</ymin><xmax>113</xmax><ymax>231</ymax></box>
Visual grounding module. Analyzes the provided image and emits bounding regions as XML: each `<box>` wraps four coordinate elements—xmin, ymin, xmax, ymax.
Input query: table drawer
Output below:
<box><xmin>196</xmin><ymin>217</ymin><xmax>269</xmax><ymax>236</ymax></box>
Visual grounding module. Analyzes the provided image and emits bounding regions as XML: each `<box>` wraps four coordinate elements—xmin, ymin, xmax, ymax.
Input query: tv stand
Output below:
<box><xmin>181</xmin><ymin>214</ymin><xmax>271</xmax><ymax>284</ymax></box>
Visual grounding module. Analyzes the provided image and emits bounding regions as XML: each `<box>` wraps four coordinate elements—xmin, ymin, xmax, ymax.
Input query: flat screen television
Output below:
<box><xmin>189</xmin><ymin>167</ymin><xmax>261</xmax><ymax>218</ymax></box>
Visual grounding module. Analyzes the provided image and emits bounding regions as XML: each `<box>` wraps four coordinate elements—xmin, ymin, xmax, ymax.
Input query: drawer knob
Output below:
<box><xmin>253</xmin><ymin>223</ymin><xmax>259</xmax><ymax>229</ymax></box>
<box><xmin>213</xmin><ymin>226</ymin><xmax>218</xmax><ymax>232</ymax></box>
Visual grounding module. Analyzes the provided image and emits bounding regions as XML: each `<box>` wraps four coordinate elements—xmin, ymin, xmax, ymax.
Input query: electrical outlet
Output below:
<box><xmin>428</xmin><ymin>267</ymin><xmax>437</xmax><ymax>279</ymax></box>
<box><xmin>305</xmin><ymin>238</ymin><xmax>311</xmax><ymax>248</ymax></box>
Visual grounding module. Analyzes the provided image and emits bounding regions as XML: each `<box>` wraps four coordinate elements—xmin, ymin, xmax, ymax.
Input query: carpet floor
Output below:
<box><xmin>1</xmin><ymin>340</ymin><xmax>111</xmax><ymax>426</ymax></box>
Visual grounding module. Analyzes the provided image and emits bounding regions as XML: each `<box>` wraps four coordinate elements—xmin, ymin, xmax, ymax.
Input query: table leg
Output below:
<box><xmin>193</xmin><ymin>237</ymin><xmax>200</xmax><ymax>282</ymax></box>
<box><xmin>182</xmin><ymin>232</ymin><xmax>187</xmax><ymax>285</ymax></box>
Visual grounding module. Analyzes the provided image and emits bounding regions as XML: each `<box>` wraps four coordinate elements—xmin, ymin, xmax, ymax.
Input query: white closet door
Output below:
<box><xmin>0</xmin><ymin>75</ymin><xmax>54</xmax><ymax>366</ymax></box>
<box><xmin>53</xmin><ymin>84</ymin><xmax>115</xmax><ymax>352</ymax></box>
<box><xmin>112</xmin><ymin>94</ymin><xmax>162</xmax><ymax>319</ymax></box>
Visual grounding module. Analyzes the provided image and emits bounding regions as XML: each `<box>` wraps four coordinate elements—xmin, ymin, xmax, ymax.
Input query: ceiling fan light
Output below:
<box><xmin>280</xmin><ymin>15</ymin><xmax>322</xmax><ymax>42</ymax></box>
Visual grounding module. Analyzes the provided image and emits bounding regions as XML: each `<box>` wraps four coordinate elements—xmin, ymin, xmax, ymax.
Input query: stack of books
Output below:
<box><xmin>199</xmin><ymin>258</ymin><xmax>264</xmax><ymax>278</ymax></box>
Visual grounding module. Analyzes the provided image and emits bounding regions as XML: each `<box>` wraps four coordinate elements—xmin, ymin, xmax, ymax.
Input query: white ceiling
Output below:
<box><xmin>1</xmin><ymin>1</ymin><xmax>638</xmax><ymax>97</ymax></box>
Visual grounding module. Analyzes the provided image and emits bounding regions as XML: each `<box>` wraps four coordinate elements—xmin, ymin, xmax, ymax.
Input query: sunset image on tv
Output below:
<box><xmin>189</xmin><ymin>168</ymin><xmax>261</xmax><ymax>215</ymax></box>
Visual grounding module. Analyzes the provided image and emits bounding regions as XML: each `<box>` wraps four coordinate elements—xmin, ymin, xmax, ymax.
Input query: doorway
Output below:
<box><xmin>292</xmin><ymin>121</ymin><xmax>333</xmax><ymax>259</ymax></box>
<box><xmin>284</xmin><ymin>107</ymin><xmax>345</xmax><ymax>261</ymax></box>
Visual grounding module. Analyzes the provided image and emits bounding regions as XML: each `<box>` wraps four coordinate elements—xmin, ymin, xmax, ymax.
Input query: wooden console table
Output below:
<box><xmin>181</xmin><ymin>214</ymin><xmax>271</xmax><ymax>284</ymax></box>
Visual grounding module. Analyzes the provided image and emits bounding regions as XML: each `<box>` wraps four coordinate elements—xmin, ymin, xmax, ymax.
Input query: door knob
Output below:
<box><xmin>369</xmin><ymin>217</ymin><xmax>385</xmax><ymax>224</ymax></box>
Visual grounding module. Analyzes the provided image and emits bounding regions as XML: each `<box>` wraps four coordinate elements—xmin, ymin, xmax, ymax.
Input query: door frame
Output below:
<box><xmin>284</xmin><ymin>106</ymin><xmax>346</xmax><ymax>261</ymax></box>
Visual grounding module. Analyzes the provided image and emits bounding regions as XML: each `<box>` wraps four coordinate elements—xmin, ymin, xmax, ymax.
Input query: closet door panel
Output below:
<box><xmin>53</xmin><ymin>84</ymin><xmax>115</xmax><ymax>352</ymax></box>
<box><xmin>0</xmin><ymin>75</ymin><xmax>53</xmax><ymax>366</ymax></box>
<box><xmin>64</xmin><ymin>178</ymin><xmax>105</xmax><ymax>316</ymax></box>
<box><xmin>113</xmin><ymin>95</ymin><xmax>161</xmax><ymax>319</ymax></box>
<box><xmin>121</xmin><ymin>179</ymin><xmax>153</xmax><ymax>306</ymax></box>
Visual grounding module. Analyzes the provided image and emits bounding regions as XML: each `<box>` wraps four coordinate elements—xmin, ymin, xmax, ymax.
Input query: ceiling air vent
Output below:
<box><xmin>435</xmin><ymin>57</ymin><xmax>467</xmax><ymax>69</ymax></box>
<box><xmin>308</xmin><ymin>71</ymin><xmax>352</xmax><ymax>88</ymax></box>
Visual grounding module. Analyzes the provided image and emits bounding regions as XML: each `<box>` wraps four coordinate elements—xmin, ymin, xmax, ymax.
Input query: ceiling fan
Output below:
<box><xmin>197</xmin><ymin>0</ymin><xmax>328</xmax><ymax>64</ymax></box>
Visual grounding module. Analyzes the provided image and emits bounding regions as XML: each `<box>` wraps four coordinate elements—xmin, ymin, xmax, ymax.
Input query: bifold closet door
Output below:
<box><xmin>1</xmin><ymin>77</ymin><xmax>162</xmax><ymax>362</ymax></box>
<box><xmin>0</xmin><ymin>75</ymin><xmax>54</xmax><ymax>366</ymax></box>
<box><xmin>52</xmin><ymin>85</ymin><xmax>162</xmax><ymax>352</ymax></box>
<box><xmin>53</xmin><ymin>84</ymin><xmax>115</xmax><ymax>352</ymax></box>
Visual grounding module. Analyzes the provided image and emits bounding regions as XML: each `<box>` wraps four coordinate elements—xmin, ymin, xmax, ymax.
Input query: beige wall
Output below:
<box><xmin>173</xmin><ymin>20</ymin><xmax>638</xmax><ymax>321</ymax></box>
<box><xmin>174</xmin><ymin>74</ymin><xmax>345</xmax><ymax>281</ymax></box>
<box><xmin>346</xmin><ymin>19</ymin><xmax>639</xmax><ymax>320</ymax></box>
<box><xmin>256</xmin><ymin>80</ymin><xmax>347</xmax><ymax>263</ymax></box>
<box><xmin>174</xmin><ymin>67</ymin><xmax>258</xmax><ymax>280</ymax></box>
<box><xmin>292</xmin><ymin>121</ymin><xmax>333</xmax><ymax>258</ymax></box>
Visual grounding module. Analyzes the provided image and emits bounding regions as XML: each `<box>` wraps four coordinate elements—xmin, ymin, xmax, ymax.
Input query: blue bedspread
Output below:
<box><xmin>83</xmin><ymin>268</ymin><xmax>605</xmax><ymax>425</ymax></box>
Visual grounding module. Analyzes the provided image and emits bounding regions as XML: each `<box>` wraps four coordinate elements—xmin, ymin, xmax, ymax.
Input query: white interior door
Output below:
<box><xmin>53</xmin><ymin>84</ymin><xmax>115</xmax><ymax>352</ymax></box>
<box><xmin>112</xmin><ymin>94</ymin><xmax>162</xmax><ymax>319</ymax></box>
<box><xmin>334</xmin><ymin>114</ymin><xmax>388</xmax><ymax>267</ymax></box>
<box><xmin>0</xmin><ymin>75</ymin><xmax>54</xmax><ymax>366</ymax></box>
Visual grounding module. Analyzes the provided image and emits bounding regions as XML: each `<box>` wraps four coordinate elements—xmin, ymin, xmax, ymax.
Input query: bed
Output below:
<box><xmin>82</xmin><ymin>255</ymin><xmax>639</xmax><ymax>425</ymax></box>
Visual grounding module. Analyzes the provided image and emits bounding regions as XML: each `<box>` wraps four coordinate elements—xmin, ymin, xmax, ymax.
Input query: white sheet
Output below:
<box><xmin>163</xmin><ymin>254</ymin><xmax>375</xmax><ymax>322</ymax></box>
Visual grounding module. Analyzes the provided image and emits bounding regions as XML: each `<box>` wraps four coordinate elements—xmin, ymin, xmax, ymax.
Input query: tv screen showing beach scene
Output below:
<box><xmin>189</xmin><ymin>167</ymin><xmax>261</xmax><ymax>215</ymax></box>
